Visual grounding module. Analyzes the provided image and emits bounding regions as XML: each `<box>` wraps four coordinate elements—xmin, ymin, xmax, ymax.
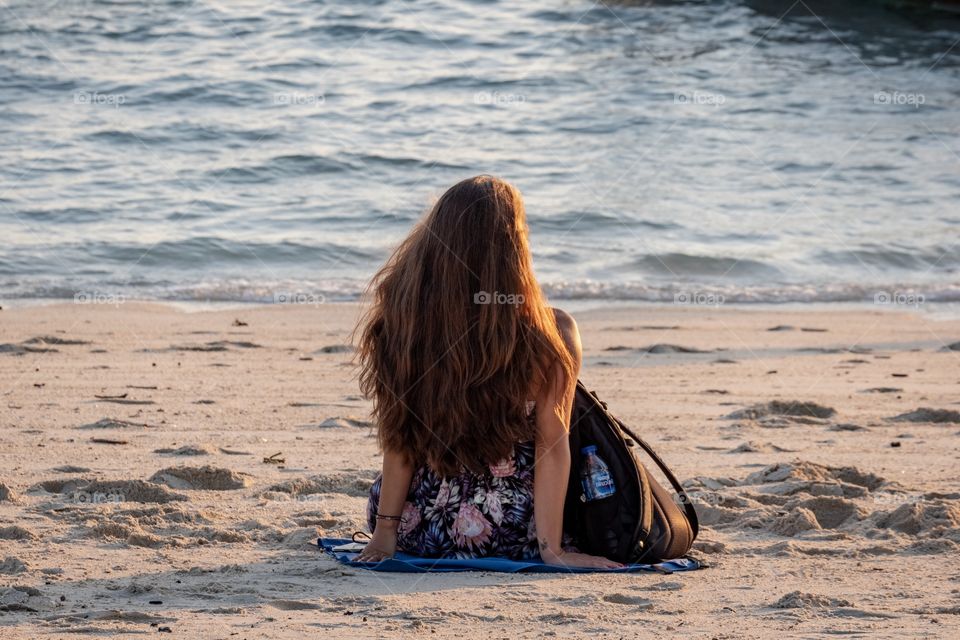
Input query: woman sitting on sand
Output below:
<box><xmin>355</xmin><ymin>176</ymin><xmax>621</xmax><ymax>569</ymax></box>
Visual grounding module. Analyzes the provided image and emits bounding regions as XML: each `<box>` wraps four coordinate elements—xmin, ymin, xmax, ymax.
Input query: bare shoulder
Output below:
<box><xmin>552</xmin><ymin>307</ymin><xmax>577</xmax><ymax>332</ymax></box>
<box><xmin>551</xmin><ymin>307</ymin><xmax>581</xmax><ymax>359</ymax></box>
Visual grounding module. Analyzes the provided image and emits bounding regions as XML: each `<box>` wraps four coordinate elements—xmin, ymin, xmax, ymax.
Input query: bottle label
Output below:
<box><xmin>592</xmin><ymin>470</ymin><xmax>616</xmax><ymax>499</ymax></box>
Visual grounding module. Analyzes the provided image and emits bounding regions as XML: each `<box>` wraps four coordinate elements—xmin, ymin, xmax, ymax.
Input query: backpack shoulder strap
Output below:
<box><xmin>583</xmin><ymin>385</ymin><xmax>700</xmax><ymax>538</ymax></box>
<box><xmin>616</xmin><ymin>421</ymin><xmax>699</xmax><ymax>537</ymax></box>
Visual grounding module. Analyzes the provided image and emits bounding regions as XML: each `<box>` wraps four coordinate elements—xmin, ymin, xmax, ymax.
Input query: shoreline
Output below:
<box><xmin>3</xmin><ymin>296</ymin><xmax>959</xmax><ymax>318</ymax></box>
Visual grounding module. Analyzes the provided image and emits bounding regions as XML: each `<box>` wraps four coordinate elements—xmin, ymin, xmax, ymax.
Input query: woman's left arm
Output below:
<box><xmin>534</xmin><ymin>311</ymin><xmax>622</xmax><ymax>569</ymax></box>
<box><xmin>533</xmin><ymin>383</ymin><xmax>574</xmax><ymax>563</ymax></box>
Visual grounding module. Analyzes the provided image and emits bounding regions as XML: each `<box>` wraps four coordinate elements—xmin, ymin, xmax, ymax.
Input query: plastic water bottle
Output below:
<box><xmin>580</xmin><ymin>445</ymin><xmax>616</xmax><ymax>501</ymax></box>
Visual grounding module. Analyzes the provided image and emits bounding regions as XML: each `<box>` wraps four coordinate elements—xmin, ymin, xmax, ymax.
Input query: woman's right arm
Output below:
<box><xmin>354</xmin><ymin>447</ymin><xmax>414</xmax><ymax>562</ymax></box>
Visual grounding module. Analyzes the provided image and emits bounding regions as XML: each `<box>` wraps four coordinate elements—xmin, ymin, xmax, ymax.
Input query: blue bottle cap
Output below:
<box><xmin>581</xmin><ymin>445</ymin><xmax>597</xmax><ymax>455</ymax></box>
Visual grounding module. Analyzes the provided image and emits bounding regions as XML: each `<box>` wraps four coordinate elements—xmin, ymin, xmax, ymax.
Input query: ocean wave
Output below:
<box><xmin>0</xmin><ymin>237</ymin><xmax>382</xmax><ymax>275</ymax></box>
<box><xmin>626</xmin><ymin>253</ymin><xmax>784</xmax><ymax>278</ymax></box>
<box><xmin>531</xmin><ymin>211</ymin><xmax>683</xmax><ymax>232</ymax></box>
<box><xmin>816</xmin><ymin>246</ymin><xmax>960</xmax><ymax>270</ymax></box>
<box><xmin>212</xmin><ymin>154</ymin><xmax>360</xmax><ymax>183</ymax></box>
<box><xmin>4</xmin><ymin>278</ymin><xmax>960</xmax><ymax>306</ymax></box>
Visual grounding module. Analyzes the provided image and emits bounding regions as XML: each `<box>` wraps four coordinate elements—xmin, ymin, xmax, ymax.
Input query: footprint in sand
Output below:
<box><xmin>787</xmin><ymin>496</ymin><xmax>864</xmax><ymax>529</ymax></box>
<box><xmin>890</xmin><ymin>408</ymin><xmax>960</xmax><ymax>424</ymax></box>
<box><xmin>727</xmin><ymin>441</ymin><xmax>795</xmax><ymax>454</ymax></box>
<box><xmin>0</xmin><ymin>336</ymin><xmax>89</xmax><ymax>356</ymax></box>
<box><xmin>149</xmin><ymin>466</ymin><xmax>252</xmax><ymax>490</ymax></box>
<box><xmin>769</xmin><ymin>508</ymin><xmax>821</xmax><ymax>536</ymax></box>
<box><xmin>0</xmin><ymin>585</ymin><xmax>60</xmax><ymax>612</ymax></box>
<box><xmin>601</xmin><ymin>593</ymin><xmax>655</xmax><ymax>608</ymax></box>
<box><xmin>262</xmin><ymin>471</ymin><xmax>378</xmax><ymax>499</ymax></box>
<box><xmin>724</xmin><ymin>401</ymin><xmax>837</xmax><ymax>421</ymax></box>
<box><xmin>86</xmin><ymin>504</ymin><xmax>250</xmax><ymax>548</ymax></box>
<box><xmin>78</xmin><ymin>417</ymin><xmax>157</xmax><ymax>429</ymax></box>
<box><xmin>153</xmin><ymin>444</ymin><xmax>215</xmax><ymax>456</ymax></box>
<box><xmin>315</xmin><ymin>416</ymin><xmax>373</xmax><ymax>429</ymax></box>
<box><xmin>32</xmin><ymin>478</ymin><xmax>187</xmax><ymax>504</ymax></box>
<box><xmin>773</xmin><ymin>591</ymin><xmax>851</xmax><ymax>609</ymax></box>
<box><xmin>0</xmin><ymin>481</ymin><xmax>20</xmax><ymax>503</ymax></box>
<box><xmin>0</xmin><ymin>556</ymin><xmax>27</xmax><ymax>574</ymax></box>
<box><xmin>29</xmin><ymin>477</ymin><xmax>95</xmax><ymax>496</ymax></box>
<box><xmin>0</xmin><ymin>526</ymin><xmax>38</xmax><ymax>541</ymax></box>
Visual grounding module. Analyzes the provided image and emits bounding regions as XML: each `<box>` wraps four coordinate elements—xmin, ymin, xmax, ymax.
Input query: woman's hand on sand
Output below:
<box><xmin>541</xmin><ymin>550</ymin><xmax>624</xmax><ymax>570</ymax></box>
<box><xmin>353</xmin><ymin>530</ymin><xmax>397</xmax><ymax>563</ymax></box>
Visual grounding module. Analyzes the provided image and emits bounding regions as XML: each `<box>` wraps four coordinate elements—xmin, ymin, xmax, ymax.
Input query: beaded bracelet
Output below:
<box><xmin>375</xmin><ymin>514</ymin><xmax>402</xmax><ymax>521</ymax></box>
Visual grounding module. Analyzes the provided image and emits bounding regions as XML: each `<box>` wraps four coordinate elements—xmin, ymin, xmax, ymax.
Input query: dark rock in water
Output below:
<box><xmin>766</xmin><ymin>325</ymin><xmax>795</xmax><ymax>332</ymax></box>
<box><xmin>828</xmin><ymin>423</ymin><xmax>866</xmax><ymax>432</ymax></box>
<box><xmin>605</xmin><ymin>344</ymin><xmax>708</xmax><ymax>354</ymax></box>
<box><xmin>145</xmin><ymin>340</ymin><xmax>262</xmax><ymax>353</ymax></box>
<box><xmin>315</xmin><ymin>344</ymin><xmax>354</xmax><ymax>354</ymax></box>
<box><xmin>52</xmin><ymin>465</ymin><xmax>91</xmax><ymax>473</ymax></box>
<box><xmin>941</xmin><ymin>341</ymin><xmax>960</xmax><ymax>352</ymax></box>
<box><xmin>168</xmin><ymin>343</ymin><xmax>227</xmax><ymax>352</ymax></box>
<box><xmin>797</xmin><ymin>347</ymin><xmax>844</xmax><ymax>354</ymax></box>
<box><xmin>0</xmin><ymin>343</ymin><xmax>58</xmax><ymax>355</ymax></box>
<box><xmin>153</xmin><ymin>445</ymin><xmax>214</xmax><ymax>456</ymax></box>
<box><xmin>645</xmin><ymin>344</ymin><xmax>709</xmax><ymax>354</ymax></box>
<box><xmin>22</xmin><ymin>335</ymin><xmax>90</xmax><ymax>345</ymax></box>
<box><xmin>890</xmin><ymin>408</ymin><xmax>960</xmax><ymax>424</ymax></box>
<box><xmin>800</xmin><ymin>327</ymin><xmax>828</xmax><ymax>333</ymax></box>
<box><xmin>725</xmin><ymin>401</ymin><xmax>837</xmax><ymax>420</ymax></box>
<box><xmin>78</xmin><ymin>418</ymin><xmax>154</xmax><ymax>429</ymax></box>
<box><xmin>316</xmin><ymin>416</ymin><xmax>372</xmax><ymax>429</ymax></box>
<box><xmin>860</xmin><ymin>387</ymin><xmax>902</xmax><ymax>394</ymax></box>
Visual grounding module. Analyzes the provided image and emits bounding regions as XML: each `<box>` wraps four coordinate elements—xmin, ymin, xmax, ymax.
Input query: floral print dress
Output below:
<box><xmin>367</xmin><ymin>401</ymin><xmax>541</xmax><ymax>560</ymax></box>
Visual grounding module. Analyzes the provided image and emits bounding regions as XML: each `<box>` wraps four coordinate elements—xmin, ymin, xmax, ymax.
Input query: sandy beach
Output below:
<box><xmin>1</xmin><ymin>301</ymin><xmax>959</xmax><ymax>638</ymax></box>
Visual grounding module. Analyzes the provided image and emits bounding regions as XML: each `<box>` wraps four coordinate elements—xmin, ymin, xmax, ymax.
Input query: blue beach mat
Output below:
<box><xmin>318</xmin><ymin>537</ymin><xmax>701</xmax><ymax>574</ymax></box>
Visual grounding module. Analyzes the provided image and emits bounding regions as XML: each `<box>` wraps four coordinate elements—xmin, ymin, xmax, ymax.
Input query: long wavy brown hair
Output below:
<box><xmin>356</xmin><ymin>175</ymin><xmax>575</xmax><ymax>477</ymax></box>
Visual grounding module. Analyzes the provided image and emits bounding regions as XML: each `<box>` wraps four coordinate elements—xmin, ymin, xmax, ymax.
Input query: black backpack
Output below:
<box><xmin>563</xmin><ymin>381</ymin><xmax>700</xmax><ymax>563</ymax></box>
